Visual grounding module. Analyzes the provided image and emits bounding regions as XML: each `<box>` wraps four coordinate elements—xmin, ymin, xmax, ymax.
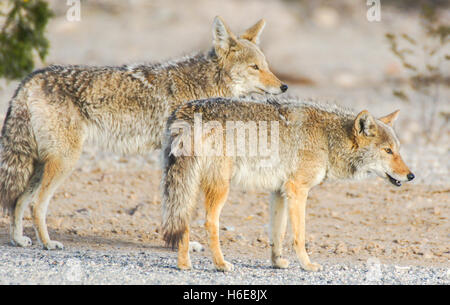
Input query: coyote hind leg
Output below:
<box><xmin>32</xmin><ymin>153</ymin><xmax>80</xmax><ymax>250</ymax></box>
<box><xmin>177</xmin><ymin>227</ymin><xmax>192</xmax><ymax>270</ymax></box>
<box><xmin>10</xmin><ymin>164</ymin><xmax>44</xmax><ymax>247</ymax></box>
<box><xmin>203</xmin><ymin>181</ymin><xmax>231</xmax><ymax>272</ymax></box>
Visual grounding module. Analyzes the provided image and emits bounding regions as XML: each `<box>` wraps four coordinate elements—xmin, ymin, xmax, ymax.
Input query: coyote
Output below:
<box><xmin>162</xmin><ymin>97</ymin><xmax>415</xmax><ymax>271</ymax></box>
<box><xmin>0</xmin><ymin>16</ymin><xmax>287</xmax><ymax>250</ymax></box>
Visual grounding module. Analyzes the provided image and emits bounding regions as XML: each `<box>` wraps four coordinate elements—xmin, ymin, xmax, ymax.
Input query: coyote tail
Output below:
<box><xmin>161</xmin><ymin>129</ymin><xmax>199</xmax><ymax>249</ymax></box>
<box><xmin>0</xmin><ymin>93</ymin><xmax>36</xmax><ymax>215</ymax></box>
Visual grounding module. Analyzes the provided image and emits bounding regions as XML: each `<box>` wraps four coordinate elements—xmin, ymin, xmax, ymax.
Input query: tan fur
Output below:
<box><xmin>240</xmin><ymin>19</ymin><xmax>266</xmax><ymax>44</ymax></box>
<box><xmin>0</xmin><ymin>17</ymin><xmax>287</xmax><ymax>250</ymax></box>
<box><xmin>177</xmin><ymin>227</ymin><xmax>192</xmax><ymax>270</ymax></box>
<box><xmin>390</xmin><ymin>154</ymin><xmax>411</xmax><ymax>176</ymax></box>
<box><xmin>203</xmin><ymin>182</ymin><xmax>231</xmax><ymax>271</ymax></box>
<box><xmin>379</xmin><ymin>110</ymin><xmax>400</xmax><ymax>126</ymax></box>
<box><xmin>161</xmin><ymin>96</ymin><xmax>414</xmax><ymax>271</ymax></box>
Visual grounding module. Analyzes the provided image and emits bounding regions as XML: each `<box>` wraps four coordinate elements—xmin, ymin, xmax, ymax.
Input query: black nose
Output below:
<box><xmin>407</xmin><ymin>173</ymin><xmax>415</xmax><ymax>181</ymax></box>
<box><xmin>280</xmin><ymin>84</ymin><xmax>288</xmax><ymax>92</ymax></box>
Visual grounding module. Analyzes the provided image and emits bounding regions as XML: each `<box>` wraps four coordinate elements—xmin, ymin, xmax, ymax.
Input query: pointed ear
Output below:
<box><xmin>240</xmin><ymin>19</ymin><xmax>266</xmax><ymax>45</ymax></box>
<box><xmin>379</xmin><ymin>110</ymin><xmax>400</xmax><ymax>127</ymax></box>
<box><xmin>354</xmin><ymin>110</ymin><xmax>378</xmax><ymax>138</ymax></box>
<box><xmin>212</xmin><ymin>16</ymin><xmax>238</xmax><ymax>56</ymax></box>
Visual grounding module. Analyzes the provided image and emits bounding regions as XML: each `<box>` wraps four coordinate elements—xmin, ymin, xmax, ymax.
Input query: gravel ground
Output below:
<box><xmin>0</xmin><ymin>246</ymin><xmax>448</xmax><ymax>285</ymax></box>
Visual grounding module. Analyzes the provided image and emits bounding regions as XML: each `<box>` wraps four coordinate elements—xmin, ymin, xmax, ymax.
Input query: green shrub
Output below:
<box><xmin>0</xmin><ymin>0</ymin><xmax>53</xmax><ymax>81</ymax></box>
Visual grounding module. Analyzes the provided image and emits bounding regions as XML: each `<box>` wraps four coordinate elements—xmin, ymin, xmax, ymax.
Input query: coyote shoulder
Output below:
<box><xmin>161</xmin><ymin>97</ymin><xmax>415</xmax><ymax>271</ymax></box>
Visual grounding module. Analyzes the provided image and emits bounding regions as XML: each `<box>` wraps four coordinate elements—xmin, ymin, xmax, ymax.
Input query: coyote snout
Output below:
<box><xmin>255</xmin><ymin>65</ymin><xmax>288</xmax><ymax>94</ymax></box>
<box><xmin>385</xmin><ymin>151</ymin><xmax>415</xmax><ymax>187</ymax></box>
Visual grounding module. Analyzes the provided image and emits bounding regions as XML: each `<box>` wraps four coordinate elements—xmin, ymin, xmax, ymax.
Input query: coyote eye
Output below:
<box><xmin>384</xmin><ymin>148</ymin><xmax>393</xmax><ymax>154</ymax></box>
<box><xmin>250</xmin><ymin>64</ymin><xmax>259</xmax><ymax>70</ymax></box>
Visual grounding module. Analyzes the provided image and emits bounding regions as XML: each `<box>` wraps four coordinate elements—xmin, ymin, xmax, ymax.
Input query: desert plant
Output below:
<box><xmin>386</xmin><ymin>4</ymin><xmax>449</xmax><ymax>142</ymax></box>
<box><xmin>0</xmin><ymin>0</ymin><xmax>53</xmax><ymax>81</ymax></box>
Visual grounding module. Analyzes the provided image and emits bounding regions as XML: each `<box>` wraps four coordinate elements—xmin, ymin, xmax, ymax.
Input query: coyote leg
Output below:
<box><xmin>204</xmin><ymin>183</ymin><xmax>232</xmax><ymax>272</ymax></box>
<box><xmin>270</xmin><ymin>190</ymin><xmax>289</xmax><ymax>269</ymax></box>
<box><xmin>177</xmin><ymin>227</ymin><xmax>192</xmax><ymax>270</ymax></box>
<box><xmin>10</xmin><ymin>165</ymin><xmax>43</xmax><ymax>247</ymax></box>
<box><xmin>32</xmin><ymin>155</ymin><xmax>79</xmax><ymax>250</ymax></box>
<box><xmin>286</xmin><ymin>182</ymin><xmax>322</xmax><ymax>272</ymax></box>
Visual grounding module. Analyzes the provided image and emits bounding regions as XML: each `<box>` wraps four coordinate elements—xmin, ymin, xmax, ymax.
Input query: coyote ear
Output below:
<box><xmin>354</xmin><ymin>110</ymin><xmax>377</xmax><ymax>138</ymax></box>
<box><xmin>240</xmin><ymin>19</ymin><xmax>266</xmax><ymax>45</ymax></box>
<box><xmin>379</xmin><ymin>110</ymin><xmax>400</xmax><ymax>127</ymax></box>
<box><xmin>212</xmin><ymin>16</ymin><xmax>238</xmax><ymax>56</ymax></box>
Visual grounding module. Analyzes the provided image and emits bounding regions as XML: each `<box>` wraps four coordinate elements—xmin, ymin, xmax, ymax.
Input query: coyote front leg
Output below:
<box><xmin>285</xmin><ymin>181</ymin><xmax>322</xmax><ymax>272</ymax></box>
<box><xmin>270</xmin><ymin>190</ymin><xmax>289</xmax><ymax>268</ymax></box>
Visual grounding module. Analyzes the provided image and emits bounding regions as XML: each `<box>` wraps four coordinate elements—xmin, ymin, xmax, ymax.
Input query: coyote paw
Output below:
<box><xmin>302</xmin><ymin>262</ymin><xmax>323</xmax><ymax>272</ymax></box>
<box><xmin>215</xmin><ymin>260</ymin><xmax>234</xmax><ymax>272</ymax></box>
<box><xmin>11</xmin><ymin>235</ymin><xmax>32</xmax><ymax>247</ymax></box>
<box><xmin>177</xmin><ymin>261</ymin><xmax>192</xmax><ymax>270</ymax></box>
<box><xmin>43</xmin><ymin>240</ymin><xmax>64</xmax><ymax>250</ymax></box>
<box><xmin>272</xmin><ymin>257</ymin><xmax>290</xmax><ymax>269</ymax></box>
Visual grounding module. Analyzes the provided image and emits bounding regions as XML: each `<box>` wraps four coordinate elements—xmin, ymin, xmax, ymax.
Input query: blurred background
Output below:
<box><xmin>0</xmin><ymin>1</ymin><xmax>448</xmax><ymax>266</ymax></box>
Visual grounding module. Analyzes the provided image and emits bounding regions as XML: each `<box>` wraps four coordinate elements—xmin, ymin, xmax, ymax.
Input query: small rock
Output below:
<box><xmin>256</xmin><ymin>236</ymin><xmax>268</xmax><ymax>244</ymax></box>
<box><xmin>335</xmin><ymin>242</ymin><xmax>348</xmax><ymax>254</ymax></box>
<box><xmin>189</xmin><ymin>241</ymin><xmax>204</xmax><ymax>252</ymax></box>
<box><xmin>235</xmin><ymin>234</ymin><xmax>246</xmax><ymax>241</ymax></box>
<box><xmin>350</xmin><ymin>246</ymin><xmax>361</xmax><ymax>254</ymax></box>
<box><xmin>76</xmin><ymin>208</ymin><xmax>89</xmax><ymax>215</ymax></box>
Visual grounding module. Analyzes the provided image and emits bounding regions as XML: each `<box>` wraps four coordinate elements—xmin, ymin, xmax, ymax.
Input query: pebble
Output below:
<box><xmin>335</xmin><ymin>242</ymin><xmax>348</xmax><ymax>254</ymax></box>
<box><xmin>189</xmin><ymin>241</ymin><xmax>204</xmax><ymax>253</ymax></box>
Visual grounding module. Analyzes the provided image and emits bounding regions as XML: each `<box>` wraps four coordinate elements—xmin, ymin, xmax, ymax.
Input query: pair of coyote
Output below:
<box><xmin>0</xmin><ymin>17</ymin><xmax>414</xmax><ymax>272</ymax></box>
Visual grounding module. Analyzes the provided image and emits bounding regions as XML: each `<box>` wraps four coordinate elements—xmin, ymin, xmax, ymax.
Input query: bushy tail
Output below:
<box><xmin>0</xmin><ymin>98</ymin><xmax>36</xmax><ymax>215</ymax></box>
<box><xmin>161</xmin><ymin>133</ymin><xmax>200</xmax><ymax>249</ymax></box>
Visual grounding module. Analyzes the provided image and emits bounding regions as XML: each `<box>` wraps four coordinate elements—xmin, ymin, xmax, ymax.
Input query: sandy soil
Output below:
<box><xmin>0</xmin><ymin>155</ymin><xmax>448</xmax><ymax>267</ymax></box>
<box><xmin>0</xmin><ymin>0</ymin><xmax>448</xmax><ymax>269</ymax></box>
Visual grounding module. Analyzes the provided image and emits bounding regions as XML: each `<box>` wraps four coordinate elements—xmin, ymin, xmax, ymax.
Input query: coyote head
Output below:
<box><xmin>212</xmin><ymin>16</ymin><xmax>287</xmax><ymax>96</ymax></box>
<box><xmin>353</xmin><ymin>110</ymin><xmax>415</xmax><ymax>187</ymax></box>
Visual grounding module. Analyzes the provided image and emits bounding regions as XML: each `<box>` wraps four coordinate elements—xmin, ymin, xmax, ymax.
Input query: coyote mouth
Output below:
<box><xmin>386</xmin><ymin>173</ymin><xmax>401</xmax><ymax>187</ymax></box>
<box><xmin>256</xmin><ymin>87</ymin><xmax>281</xmax><ymax>95</ymax></box>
